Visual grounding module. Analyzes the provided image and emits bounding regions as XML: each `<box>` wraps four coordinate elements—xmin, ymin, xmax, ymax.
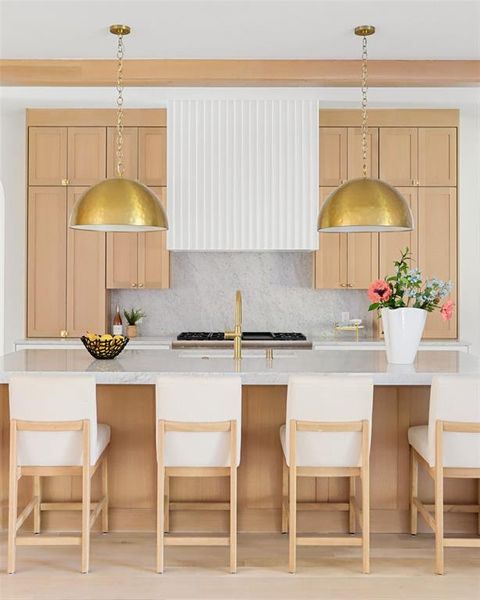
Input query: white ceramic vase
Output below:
<box><xmin>381</xmin><ymin>307</ymin><xmax>427</xmax><ymax>364</ymax></box>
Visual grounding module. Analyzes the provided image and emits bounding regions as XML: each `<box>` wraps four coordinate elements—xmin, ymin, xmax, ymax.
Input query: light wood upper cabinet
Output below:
<box><xmin>319</xmin><ymin>128</ymin><xmax>347</xmax><ymax>186</ymax></box>
<box><xmin>67</xmin><ymin>127</ymin><xmax>106</xmax><ymax>185</ymax></box>
<box><xmin>27</xmin><ymin>187</ymin><xmax>67</xmax><ymax>336</ymax></box>
<box><xmin>107</xmin><ymin>188</ymin><xmax>170</xmax><ymax>290</ymax></box>
<box><xmin>138</xmin><ymin>188</ymin><xmax>170</xmax><ymax>289</ymax></box>
<box><xmin>107</xmin><ymin>127</ymin><xmax>138</xmax><ymax>179</ymax></box>
<box><xmin>418</xmin><ymin>128</ymin><xmax>456</xmax><ymax>186</ymax></box>
<box><xmin>347</xmin><ymin>127</ymin><xmax>379</xmax><ymax>179</ymax></box>
<box><xmin>379</xmin><ymin>127</ymin><xmax>418</xmax><ymax>186</ymax></box>
<box><xmin>138</xmin><ymin>127</ymin><xmax>167</xmax><ymax>186</ymax></box>
<box><xmin>417</xmin><ymin>187</ymin><xmax>457</xmax><ymax>338</ymax></box>
<box><xmin>315</xmin><ymin>188</ymin><xmax>347</xmax><ymax>289</ymax></box>
<box><xmin>28</xmin><ymin>127</ymin><xmax>67</xmax><ymax>185</ymax></box>
<box><xmin>347</xmin><ymin>233</ymin><xmax>379</xmax><ymax>289</ymax></box>
<box><xmin>66</xmin><ymin>188</ymin><xmax>106</xmax><ymax>336</ymax></box>
<box><xmin>379</xmin><ymin>187</ymin><xmax>418</xmax><ymax>278</ymax></box>
<box><xmin>106</xmin><ymin>232</ymin><xmax>139</xmax><ymax>289</ymax></box>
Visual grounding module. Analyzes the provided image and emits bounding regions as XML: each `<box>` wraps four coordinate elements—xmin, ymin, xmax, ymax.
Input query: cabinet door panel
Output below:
<box><xmin>314</xmin><ymin>187</ymin><xmax>347</xmax><ymax>289</ymax></box>
<box><xmin>27</xmin><ymin>187</ymin><xmax>67</xmax><ymax>336</ymax></box>
<box><xmin>107</xmin><ymin>127</ymin><xmax>138</xmax><ymax>179</ymax></box>
<box><xmin>418</xmin><ymin>128</ymin><xmax>456</xmax><ymax>186</ymax></box>
<box><xmin>379</xmin><ymin>188</ymin><xmax>418</xmax><ymax>278</ymax></box>
<box><xmin>319</xmin><ymin>128</ymin><xmax>348</xmax><ymax>186</ymax></box>
<box><xmin>417</xmin><ymin>188</ymin><xmax>457</xmax><ymax>338</ymax></box>
<box><xmin>347</xmin><ymin>127</ymin><xmax>379</xmax><ymax>179</ymax></box>
<box><xmin>137</xmin><ymin>188</ymin><xmax>170</xmax><ymax>289</ymax></box>
<box><xmin>67</xmin><ymin>188</ymin><xmax>106</xmax><ymax>336</ymax></box>
<box><xmin>106</xmin><ymin>233</ymin><xmax>139</xmax><ymax>289</ymax></box>
<box><xmin>379</xmin><ymin>128</ymin><xmax>418</xmax><ymax>186</ymax></box>
<box><xmin>138</xmin><ymin>127</ymin><xmax>167</xmax><ymax>186</ymax></box>
<box><xmin>67</xmin><ymin>127</ymin><xmax>106</xmax><ymax>185</ymax></box>
<box><xmin>347</xmin><ymin>233</ymin><xmax>379</xmax><ymax>290</ymax></box>
<box><xmin>28</xmin><ymin>127</ymin><xmax>67</xmax><ymax>185</ymax></box>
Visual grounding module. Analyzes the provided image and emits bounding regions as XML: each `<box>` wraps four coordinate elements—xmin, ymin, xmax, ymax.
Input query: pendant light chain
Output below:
<box><xmin>115</xmin><ymin>34</ymin><xmax>125</xmax><ymax>178</ymax></box>
<box><xmin>361</xmin><ymin>35</ymin><xmax>369</xmax><ymax>178</ymax></box>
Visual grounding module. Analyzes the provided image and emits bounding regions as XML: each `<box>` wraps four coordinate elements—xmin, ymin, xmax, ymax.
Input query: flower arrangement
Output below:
<box><xmin>367</xmin><ymin>248</ymin><xmax>454</xmax><ymax>321</ymax></box>
<box><xmin>123</xmin><ymin>308</ymin><xmax>146</xmax><ymax>326</ymax></box>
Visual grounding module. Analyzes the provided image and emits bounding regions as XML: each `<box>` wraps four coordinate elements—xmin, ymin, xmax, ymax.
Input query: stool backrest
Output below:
<box><xmin>428</xmin><ymin>375</ymin><xmax>480</xmax><ymax>468</ymax></box>
<box><xmin>286</xmin><ymin>375</ymin><xmax>374</xmax><ymax>467</ymax></box>
<box><xmin>9</xmin><ymin>374</ymin><xmax>97</xmax><ymax>465</ymax></box>
<box><xmin>156</xmin><ymin>375</ymin><xmax>242</xmax><ymax>467</ymax></box>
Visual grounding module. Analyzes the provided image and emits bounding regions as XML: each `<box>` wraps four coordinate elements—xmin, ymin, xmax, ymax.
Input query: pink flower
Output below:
<box><xmin>440</xmin><ymin>299</ymin><xmax>455</xmax><ymax>321</ymax></box>
<box><xmin>367</xmin><ymin>279</ymin><xmax>392</xmax><ymax>303</ymax></box>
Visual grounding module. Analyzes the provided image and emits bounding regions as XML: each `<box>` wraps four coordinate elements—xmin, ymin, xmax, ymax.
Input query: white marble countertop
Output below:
<box><xmin>0</xmin><ymin>348</ymin><xmax>479</xmax><ymax>386</ymax></box>
<box><xmin>14</xmin><ymin>336</ymin><xmax>172</xmax><ymax>348</ymax></box>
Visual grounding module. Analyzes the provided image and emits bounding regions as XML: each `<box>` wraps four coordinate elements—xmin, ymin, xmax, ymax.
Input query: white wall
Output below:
<box><xmin>0</xmin><ymin>87</ymin><xmax>479</xmax><ymax>355</ymax></box>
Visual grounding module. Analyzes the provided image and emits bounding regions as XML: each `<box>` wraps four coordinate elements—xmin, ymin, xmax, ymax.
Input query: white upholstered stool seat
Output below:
<box><xmin>155</xmin><ymin>375</ymin><xmax>242</xmax><ymax>574</ymax></box>
<box><xmin>7</xmin><ymin>374</ymin><xmax>110</xmax><ymax>575</ymax></box>
<box><xmin>280</xmin><ymin>375</ymin><xmax>373</xmax><ymax>574</ymax></box>
<box><xmin>17</xmin><ymin>423</ymin><xmax>111</xmax><ymax>467</ymax></box>
<box><xmin>408</xmin><ymin>375</ymin><xmax>480</xmax><ymax>575</ymax></box>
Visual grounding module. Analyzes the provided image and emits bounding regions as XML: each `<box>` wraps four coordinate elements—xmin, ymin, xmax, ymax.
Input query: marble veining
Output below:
<box><xmin>1</xmin><ymin>348</ymin><xmax>478</xmax><ymax>386</ymax></box>
<box><xmin>111</xmin><ymin>252</ymin><xmax>372</xmax><ymax>338</ymax></box>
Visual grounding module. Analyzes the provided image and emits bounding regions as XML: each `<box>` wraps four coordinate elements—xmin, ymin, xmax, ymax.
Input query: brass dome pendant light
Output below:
<box><xmin>70</xmin><ymin>25</ymin><xmax>168</xmax><ymax>232</ymax></box>
<box><xmin>317</xmin><ymin>26</ymin><xmax>413</xmax><ymax>233</ymax></box>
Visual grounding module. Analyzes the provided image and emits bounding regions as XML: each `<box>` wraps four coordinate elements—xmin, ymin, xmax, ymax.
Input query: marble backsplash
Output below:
<box><xmin>111</xmin><ymin>253</ymin><xmax>373</xmax><ymax>339</ymax></box>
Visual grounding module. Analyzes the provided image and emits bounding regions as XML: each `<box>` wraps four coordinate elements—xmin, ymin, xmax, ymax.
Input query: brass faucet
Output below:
<box><xmin>225</xmin><ymin>290</ymin><xmax>242</xmax><ymax>360</ymax></box>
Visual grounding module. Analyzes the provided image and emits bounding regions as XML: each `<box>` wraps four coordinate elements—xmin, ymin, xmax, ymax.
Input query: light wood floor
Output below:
<box><xmin>1</xmin><ymin>533</ymin><xmax>479</xmax><ymax>600</ymax></box>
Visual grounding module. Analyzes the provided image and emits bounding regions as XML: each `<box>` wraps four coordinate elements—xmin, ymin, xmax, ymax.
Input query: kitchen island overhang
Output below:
<box><xmin>1</xmin><ymin>348</ymin><xmax>479</xmax><ymax>537</ymax></box>
<box><xmin>0</xmin><ymin>348</ymin><xmax>478</xmax><ymax>385</ymax></box>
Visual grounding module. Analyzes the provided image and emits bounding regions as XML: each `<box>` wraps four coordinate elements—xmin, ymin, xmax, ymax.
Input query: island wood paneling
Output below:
<box><xmin>0</xmin><ymin>384</ymin><xmax>477</xmax><ymax>535</ymax></box>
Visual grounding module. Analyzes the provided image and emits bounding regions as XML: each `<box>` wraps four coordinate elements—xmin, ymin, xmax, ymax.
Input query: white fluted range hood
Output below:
<box><xmin>167</xmin><ymin>99</ymin><xmax>318</xmax><ymax>251</ymax></box>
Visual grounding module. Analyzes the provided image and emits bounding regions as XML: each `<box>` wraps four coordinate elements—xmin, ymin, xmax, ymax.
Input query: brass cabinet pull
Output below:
<box><xmin>61</xmin><ymin>179</ymin><xmax>69</xmax><ymax>186</ymax></box>
<box><xmin>347</xmin><ymin>283</ymin><xmax>353</xmax><ymax>288</ymax></box>
<box><xmin>340</xmin><ymin>283</ymin><xmax>347</xmax><ymax>288</ymax></box>
<box><xmin>131</xmin><ymin>282</ymin><xmax>137</xmax><ymax>288</ymax></box>
<box><xmin>138</xmin><ymin>283</ymin><xmax>144</xmax><ymax>288</ymax></box>
<box><xmin>60</xmin><ymin>330</ymin><xmax>68</xmax><ymax>338</ymax></box>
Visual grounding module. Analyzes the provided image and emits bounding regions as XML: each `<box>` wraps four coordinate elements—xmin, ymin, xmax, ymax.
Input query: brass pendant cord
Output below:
<box><xmin>115</xmin><ymin>34</ymin><xmax>125</xmax><ymax>178</ymax></box>
<box><xmin>361</xmin><ymin>35</ymin><xmax>368</xmax><ymax>179</ymax></box>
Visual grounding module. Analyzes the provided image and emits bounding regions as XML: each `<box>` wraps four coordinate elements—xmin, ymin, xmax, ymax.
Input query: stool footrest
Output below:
<box><xmin>297</xmin><ymin>502</ymin><xmax>350</xmax><ymax>511</ymax></box>
<box><xmin>170</xmin><ymin>502</ymin><xmax>230</xmax><ymax>511</ymax></box>
<box><xmin>17</xmin><ymin>536</ymin><xmax>81</xmax><ymax>546</ymax></box>
<box><xmin>165</xmin><ymin>536</ymin><xmax>229</xmax><ymax>546</ymax></box>
<box><xmin>297</xmin><ymin>536</ymin><xmax>363</xmax><ymax>547</ymax></box>
<box><xmin>443</xmin><ymin>538</ymin><xmax>480</xmax><ymax>548</ymax></box>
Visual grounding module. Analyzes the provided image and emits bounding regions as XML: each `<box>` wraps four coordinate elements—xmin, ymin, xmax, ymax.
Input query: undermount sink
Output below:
<box><xmin>178</xmin><ymin>350</ymin><xmax>298</xmax><ymax>359</ymax></box>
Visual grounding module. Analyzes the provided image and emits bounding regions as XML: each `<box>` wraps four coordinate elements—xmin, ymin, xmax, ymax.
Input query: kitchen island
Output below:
<box><xmin>1</xmin><ymin>348</ymin><xmax>479</xmax><ymax>537</ymax></box>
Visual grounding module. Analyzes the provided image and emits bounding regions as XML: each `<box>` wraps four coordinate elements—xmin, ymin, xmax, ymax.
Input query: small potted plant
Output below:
<box><xmin>367</xmin><ymin>248</ymin><xmax>454</xmax><ymax>364</ymax></box>
<box><xmin>123</xmin><ymin>308</ymin><xmax>146</xmax><ymax>338</ymax></box>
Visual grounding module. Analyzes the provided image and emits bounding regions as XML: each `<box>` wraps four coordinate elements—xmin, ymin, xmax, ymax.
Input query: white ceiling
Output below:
<box><xmin>1</xmin><ymin>0</ymin><xmax>479</xmax><ymax>60</ymax></box>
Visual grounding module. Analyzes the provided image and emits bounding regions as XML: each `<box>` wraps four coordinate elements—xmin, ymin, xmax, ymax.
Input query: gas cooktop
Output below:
<box><xmin>174</xmin><ymin>331</ymin><xmax>311</xmax><ymax>349</ymax></box>
<box><xmin>177</xmin><ymin>332</ymin><xmax>307</xmax><ymax>342</ymax></box>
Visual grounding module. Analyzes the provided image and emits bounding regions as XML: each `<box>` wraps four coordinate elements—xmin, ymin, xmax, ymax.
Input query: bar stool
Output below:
<box><xmin>155</xmin><ymin>375</ymin><xmax>241</xmax><ymax>573</ymax></box>
<box><xmin>280</xmin><ymin>375</ymin><xmax>373</xmax><ymax>573</ymax></box>
<box><xmin>7</xmin><ymin>374</ymin><xmax>110</xmax><ymax>574</ymax></box>
<box><xmin>408</xmin><ymin>375</ymin><xmax>480</xmax><ymax>575</ymax></box>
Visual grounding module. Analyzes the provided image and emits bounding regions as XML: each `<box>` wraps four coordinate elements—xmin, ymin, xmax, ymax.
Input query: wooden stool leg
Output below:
<box><xmin>7</xmin><ymin>421</ymin><xmax>18</xmax><ymax>574</ymax></box>
<box><xmin>230</xmin><ymin>467</ymin><xmax>237</xmax><ymax>573</ymax></box>
<box><xmin>361</xmin><ymin>421</ymin><xmax>370</xmax><ymax>574</ymax></box>
<box><xmin>101</xmin><ymin>455</ymin><xmax>109</xmax><ymax>533</ymax></box>
<box><xmin>477</xmin><ymin>479</ymin><xmax>480</xmax><ymax>536</ymax></box>
<box><xmin>288</xmin><ymin>420</ymin><xmax>297</xmax><ymax>574</ymax></box>
<box><xmin>33</xmin><ymin>476</ymin><xmax>41</xmax><ymax>534</ymax></box>
<box><xmin>434</xmin><ymin>421</ymin><xmax>444</xmax><ymax>575</ymax></box>
<box><xmin>156</xmin><ymin>421</ymin><xmax>165</xmax><ymax>574</ymax></box>
<box><xmin>81</xmin><ymin>422</ymin><xmax>91</xmax><ymax>574</ymax></box>
<box><xmin>282</xmin><ymin>459</ymin><xmax>289</xmax><ymax>534</ymax></box>
<box><xmin>164</xmin><ymin>475</ymin><xmax>170</xmax><ymax>533</ymax></box>
<box><xmin>349</xmin><ymin>476</ymin><xmax>356</xmax><ymax>534</ymax></box>
<box><xmin>410</xmin><ymin>448</ymin><xmax>418</xmax><ymax>535</ymax></box>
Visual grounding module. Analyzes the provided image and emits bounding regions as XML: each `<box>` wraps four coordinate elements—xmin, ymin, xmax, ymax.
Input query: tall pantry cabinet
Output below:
<box><xmin>315</xmin><ymin>110</ymin><xmax>458</xmax><ymax>339</ymax></box>
<box><xmin>26</xmin><ymin>109</ymin><xmax>169</xmax><ymax>338</ymax></box>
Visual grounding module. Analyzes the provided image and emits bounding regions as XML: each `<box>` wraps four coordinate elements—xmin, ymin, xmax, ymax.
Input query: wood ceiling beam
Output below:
<box><xmin>1</xmin><ymin>59</ymin><xmax>479</xmax><ymax>87</ymax></box>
